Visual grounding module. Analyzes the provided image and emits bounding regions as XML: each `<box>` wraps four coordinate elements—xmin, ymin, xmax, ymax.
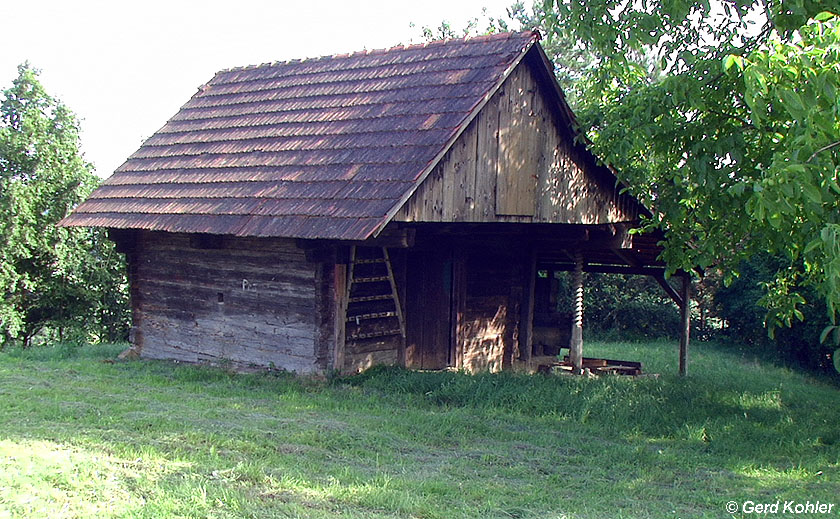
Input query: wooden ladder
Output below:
<box><xmin>344</xmin><ymin>246</ymin><xmax>405</xmax><ymax>342</ymax></box>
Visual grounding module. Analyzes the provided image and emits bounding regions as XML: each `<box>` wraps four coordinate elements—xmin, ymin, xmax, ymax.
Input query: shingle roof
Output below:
<box><xmin>62</xmin><ymin>31</ymin><xmax>542</xmax><ymax>240</ymax></box>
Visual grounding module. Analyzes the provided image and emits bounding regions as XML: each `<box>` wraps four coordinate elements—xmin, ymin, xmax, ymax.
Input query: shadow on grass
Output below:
<box><xmin>342</xmin><ymin>341</ymin><xmax>840</xmax><ymax>465</ymax></box>
<box><xmin>0</xmin><ymin>339</ymin><xmax>838</xmax><ymax>518</ymax></box>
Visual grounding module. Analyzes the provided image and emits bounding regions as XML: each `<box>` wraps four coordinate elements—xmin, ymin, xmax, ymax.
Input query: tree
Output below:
<box><xmin>536</xmin><ymin>1</ymin><xmax>840</xmax><ymax>332</ymax></box>
<box><xmin>0</xmin><ymin>63</ymin><xmax>129</xmax><ymax>346</ymax></box>
<box><xmin>413</xmin><ymin>3</ymin><xmax>606</xmax><ymax>108</ymax></box>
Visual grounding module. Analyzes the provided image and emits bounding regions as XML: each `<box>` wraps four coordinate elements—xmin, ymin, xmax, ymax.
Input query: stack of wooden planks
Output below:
<box><xmin>537</xmin><ymin>356</ymin><xmax>643</xmax><ymax>376</ymax></box>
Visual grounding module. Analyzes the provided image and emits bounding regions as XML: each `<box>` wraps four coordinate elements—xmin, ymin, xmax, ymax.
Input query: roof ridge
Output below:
<box><xmin>215</xmin><ymin>30</ymin><xmax>538</xmax><ymax>75</ymax></box>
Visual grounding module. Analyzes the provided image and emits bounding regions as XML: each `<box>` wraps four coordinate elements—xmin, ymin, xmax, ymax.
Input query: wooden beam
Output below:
<box><xmin>382</xmin><ymin>248</ymin><xmax>406</xmax><ymax>340</ymax></box>
<box><xmin>610</xmin><ymin>247</ymin><xmax>681</xmax><ymax>306</ymax></box>
<box><xmin>610</xmin><ymin>247</ymin><xmax>640</xmax><ymax>269</ymax></box>
<box><xmin>334</xmin><ymin>264</ymin><xmax>347</xmax><ymax>373</ymax></box>
<box><xmin>569</xmin><ymin>251</ymin><xmax>584</xmax><ymax>374</ymax></box>
<box><xmin>126</xmin><ymin>251</ymin><xmax>144</xmax><ymax>355</ymax></box>
<box><xmin>541</xmin><ymin>263</ymin><xmax>669</xmax><ymax>276</ymax></box>
<box><xmin>353</xmin><ymin>227</ymin><xmax>416</xmax><ymax>248</ymax></box>
<box><xmin>605</xmin><ymin>226</ymin><xmax>634</xmax><ymax>250</ymax></box>
<box><xmin>298</xmin><ymin>228</ymin><xmax>416</xmax><ymax>252</ymax></box>
<box><xmin>451</xmin><ymin>246</ymin><xmax>466</xmax><ymax>370</ymax></box>
<box><xmin>655</xmin><ymin>275</ymin><xmax>683</xmax><ymax>308</ymax></box>
<box><xmin>679</xmin><ymin>275</ymin><xmax>691</xmax><ymax>376</ymax></box>
<box><xmin>522</xmin><ymin>247</ymin><xmax>537</xmax><ymax>372</ymax></box>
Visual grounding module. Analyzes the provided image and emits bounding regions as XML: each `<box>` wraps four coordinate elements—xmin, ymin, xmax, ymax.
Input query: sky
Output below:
<box><xmin>2</xmin><ymin>0</ymin><xmax>520</xmax><ymax>178</ymax></box>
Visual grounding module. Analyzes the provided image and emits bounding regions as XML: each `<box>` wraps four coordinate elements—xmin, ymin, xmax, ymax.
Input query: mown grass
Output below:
<box><xmin>0</xmin><ymin>340</ymin><xmax>838</xmax><ymax>518</ymax></box>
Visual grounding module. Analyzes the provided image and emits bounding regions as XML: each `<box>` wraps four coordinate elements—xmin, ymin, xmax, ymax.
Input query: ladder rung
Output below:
<box><xmin>348</xmin><ymin>329</ymin><xmax>402</xmax><ymax>340</ymax></box>
<box><xmin>348</xmin><ymin>294</ymin><xmax>394</xmax><ymax>303</ymax></box>
<box><xmin>354</xmin><ymin>258</ymin><xmax>386</xmax><ymax>264</ymax></box>
<box><xmin>346</xmin><ymin>311</ymin><xmax>396</xmax><ymax>322</ymax></box>
<box><xmin>352</xmin><ymin>276</ymin><xmax>389</xmax><ymax>283</ymax></box>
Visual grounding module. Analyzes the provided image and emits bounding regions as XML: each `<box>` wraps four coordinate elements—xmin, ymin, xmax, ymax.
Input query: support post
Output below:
<box><xmin>451</xmin><ymin>246</ymin><xmax>466</xmax><ymax>370</ymax></box>
<box><xmin>522</xmin><ymin>247</ymin><xmax>537</xmax><ymax>372</ymax></box>
<box><xmin>570</xmin><ymin>251</ymin><xmax>584</xmax><ymax>374</ymax></box>
<box><xmin>679</xmin><ymin>274</ymin><xmax>691</xmax><ymax>376</ymax></box>
<box><xmin>334</xmin><ymin>263</ymin><xmax>347</xmax><ymax>373</ymax></box>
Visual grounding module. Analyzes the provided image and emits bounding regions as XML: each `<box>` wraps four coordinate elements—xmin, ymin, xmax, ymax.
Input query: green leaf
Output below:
<box><xmin>820</xmin><ymin>325</ymin><xmax>835</xmax><ymax>343</ymax></box>
<box><xmin>723</xmin><ymin>54</ymin><xmax>744</xmax><ymax>72</ymax></box>
<box><xmin>779</xmin><ymin>89</ymin><xmax>807</xmax><ymax>119</ymax></box>
<box><xmin>804</xmin><ymin>238</ymin><xmax>822</xmax><ymax>254</ymax></box>
<box><xmin>802</xmin><ymin>183</ymin><xmax>823</xmax><ymax>204</ymax></box>
<box><xmin>727</xmin><ymin>183</ymin><xmax>746</xmax><ymax>196</ymax></box>
<box><xmin>0</xmin><ymin>64</ymin><xmax>129</xmax><ymax>345</ymax></box>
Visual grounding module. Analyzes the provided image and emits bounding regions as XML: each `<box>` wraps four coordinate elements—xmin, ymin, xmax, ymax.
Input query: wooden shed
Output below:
<box><xmin>62</xmin><ymin>31</ymin><xmax>689</xmax><ymax>375</ymax></box>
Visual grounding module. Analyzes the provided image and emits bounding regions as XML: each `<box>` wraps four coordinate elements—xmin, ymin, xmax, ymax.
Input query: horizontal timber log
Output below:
<box><xmin>297</xmin><ymin>227</ymin><xmax>416</xmax><ymax>254</ymax></box>
<box><xmin>541</xmin><ymin>263</ymin><xmax>684</xmax><ymax>276</ymax></box>
<box><xmin>129</xmin><ymin>232</ymin><xmax>325</xmax><ymax>373</ymax></box>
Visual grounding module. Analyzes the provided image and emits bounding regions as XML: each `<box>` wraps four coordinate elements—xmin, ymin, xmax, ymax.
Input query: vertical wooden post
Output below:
<box><xmin>126</xmin><ymin>252</ymin><xmax>144</xmax><ymax>354</ymax></box>
<box><xmin>451</xmin><ymin>246</ymin><xmax>466</xmax><ymax>370</ymax></box>
<box><xmin>522</xmin><ymin>247</ymin><xmax>537</xmax><ymax>372</ymax></box>
<box><xmin>570</xmin><ymin>251</ymin><xmax>584</xmax><ymax>374</ymax></box>
<box><xmin>334</xmin><ymin>263</ymin><xmax>347</xmax><ymax>373</ymax></box>
<box><xmin>679</xmin><ymin>274</ymin><xmax>691</xmax><ymax>376</ymax></box>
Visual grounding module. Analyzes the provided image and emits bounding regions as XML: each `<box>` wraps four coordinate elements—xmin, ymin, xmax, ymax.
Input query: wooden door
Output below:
<box><xmin>405</xmin><ymin>251</ymin><xmax>453</xmax><ymax>369</ymax></box>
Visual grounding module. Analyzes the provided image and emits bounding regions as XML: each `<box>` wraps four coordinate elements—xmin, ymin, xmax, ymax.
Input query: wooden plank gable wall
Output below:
<box><xmin>394</xmin><ymin>56</ymin><xmax>638</xmax><ymax>225</ymax></box>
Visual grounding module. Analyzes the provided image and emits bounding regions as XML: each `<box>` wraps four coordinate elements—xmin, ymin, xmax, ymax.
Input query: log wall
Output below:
<box><xmin>394</xmin><ymin>59</ymin><xmax>638</xmax><ymax>225</ymax></box>
<box><xmin>129</xmin><ymin>231</ymin><xmax>331</xmax><ymax>373</ymax></box>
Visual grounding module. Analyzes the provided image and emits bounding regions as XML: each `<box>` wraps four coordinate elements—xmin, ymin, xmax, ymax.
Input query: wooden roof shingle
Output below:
<box><xmin>62</xmin><ymin>32</ymin><xmax>544</xmax><ymax>240</ymax></box>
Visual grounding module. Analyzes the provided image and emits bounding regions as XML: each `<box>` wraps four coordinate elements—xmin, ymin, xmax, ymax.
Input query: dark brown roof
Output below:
<box><xmin>62</xmin><ymin>31</ymin><xmax>542</xmax><ymax>240</ymax></box>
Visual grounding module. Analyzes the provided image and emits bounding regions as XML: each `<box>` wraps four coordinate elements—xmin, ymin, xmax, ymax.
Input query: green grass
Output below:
<box><xmin>0</xmin><ymin>340</ymin><xmax>838</xmax><ymax>518</ymax></box>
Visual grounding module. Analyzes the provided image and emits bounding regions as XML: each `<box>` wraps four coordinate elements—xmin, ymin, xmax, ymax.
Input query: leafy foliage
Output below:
<box><xmin>552</xmin><ymin>272</ymin><xmax>681</xmax><ymax>339</ymax></box>
<box><xmin>537</xmin><ymin>1</ymin><xmax>840</xmax><ymax>331</ymax></box>
<box><xmin>413</xmin><ymin>3</ymin><xmax>603</xmax><ymax>107</ymax></box>
<box><xmin>0</xmin><ymin>64</ymin><xmax>129</xmax><ymax>346</ymax></box>
<box><xmin>411</xmin><ymin>8</ymin><xmax>509</xmax><ymax>42</ymax></box>
<box><xmin>715</xmin><ymin>254</ymin><xmax>837</xmax><ymax>373</ymax></box>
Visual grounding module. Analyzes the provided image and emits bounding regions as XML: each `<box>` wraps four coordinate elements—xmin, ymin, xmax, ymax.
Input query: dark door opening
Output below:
<box><xmin>405</xmin><ymin>251</ymin><xmax>453</xmax><ymax>369</ymax></box>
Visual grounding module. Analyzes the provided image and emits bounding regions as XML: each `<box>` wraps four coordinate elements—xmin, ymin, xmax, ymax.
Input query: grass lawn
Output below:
<box><xmin>0</xmin><ymin>340</ymin><xmax>838</xmax><ymax>518</ymax></box>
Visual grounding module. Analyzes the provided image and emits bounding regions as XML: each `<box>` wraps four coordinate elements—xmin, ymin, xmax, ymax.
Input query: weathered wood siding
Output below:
<box><xmin>394</xmin><ymin>60</ymin><xmax>637</xmax><ymax>225</ymax></box>
<box><xmin>130</xmin><ymin>232</ymin><xmax>329</xmax><ymax>373</ymax></box>
<box><xmin>398</xmin><ymin>237</ymin><xmax>527</xmax><ymax>374</ymax></box>
<box><xmin>458</xmin><ymin>249</ymin><xmax>523</xmax><ymax>372</ymax></box>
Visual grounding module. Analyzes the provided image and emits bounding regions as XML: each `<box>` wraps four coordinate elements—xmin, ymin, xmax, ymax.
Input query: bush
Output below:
<box><xmin>553</xmin><ymin>271</ymin><xmax>680</xmax><ymax>340</ymax></box>
<box><xmin>715</xmin><ymin>254</ymin><xmax>837</xmax><ymax>374</ymax></box>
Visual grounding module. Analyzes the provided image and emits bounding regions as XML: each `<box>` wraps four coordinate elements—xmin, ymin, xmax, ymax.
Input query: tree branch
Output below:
<box><xmin>707</xmin><ymin>109</ymin><xmax>753</xmax><ymax>129</ymax></box>
<box><xmin>808</xmin><ymin>141</ymin><xmax>840</xmax><ymax>163</ymax></box>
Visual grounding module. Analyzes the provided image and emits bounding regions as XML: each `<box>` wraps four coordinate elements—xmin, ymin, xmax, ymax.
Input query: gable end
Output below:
<box><xmin>394</xmin><ymin>49</ymin><xmax>640</xmax><ymax>225</ymax></box>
